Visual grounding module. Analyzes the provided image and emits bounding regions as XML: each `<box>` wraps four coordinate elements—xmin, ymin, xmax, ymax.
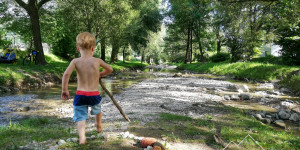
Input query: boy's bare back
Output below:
<box><xmin>63</xmin><ymin>57</ymin><xmax>112</xmax><ymax>92</ymax></box>
<box><xmin>73</xmin><ymin>57</ymin><xmax>102</xmax><ymax>91</ymax></box>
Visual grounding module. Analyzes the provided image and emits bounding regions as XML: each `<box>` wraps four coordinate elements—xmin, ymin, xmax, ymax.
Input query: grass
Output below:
<box><xmin>0</xmin><ymin>117</ymin><xmax>74</xmax><ymax>149</ymax></box>
<box><xmin>177</xmin><ymin>62</ymin><xmax>300</xmax><ymax>93</ymax></box>
<box><xmin>129</xmin><ymin>106</ymin><xmax>300</xmax><ymax>150</ymax></box>
<box><xmin>0</xmin><ymin>54</ymin><xmax>148</xmax><ymax>90</ymax></box>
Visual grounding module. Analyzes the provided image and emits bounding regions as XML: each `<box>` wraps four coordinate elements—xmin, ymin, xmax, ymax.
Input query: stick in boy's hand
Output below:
<box><xmin>99</xmin><ymin>78</ymin><xmax>131</xmax><ymax>122</ymax></box>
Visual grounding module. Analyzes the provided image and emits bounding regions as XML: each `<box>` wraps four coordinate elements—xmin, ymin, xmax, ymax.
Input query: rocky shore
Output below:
<box><xmin>1</xmin><ymin>70</ymin><xmax>299</xmax><ymax>149</ymax></box>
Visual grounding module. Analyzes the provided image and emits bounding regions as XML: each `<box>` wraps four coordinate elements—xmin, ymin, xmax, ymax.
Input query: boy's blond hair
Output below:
<box><xmin>76</xmin><ymin>32</ymin><xmax>96</xmax><ymax>50</ymax></box>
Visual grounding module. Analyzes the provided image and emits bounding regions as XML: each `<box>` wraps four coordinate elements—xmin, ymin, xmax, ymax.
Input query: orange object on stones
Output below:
<box><xmin>141</xmin><ymin>137</ymin><xmax>157</xmax><ymax>148</ymax></box>
<box><xmin>153</xmin><ymin>146</ymin><xmax>162</xmax><ymax>150</ymax></box>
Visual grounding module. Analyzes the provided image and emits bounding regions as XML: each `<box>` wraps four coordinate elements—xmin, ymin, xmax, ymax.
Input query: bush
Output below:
<box><xmin>251</xmin><ymin>55</ymin><xmax>283</xmax><ymax>65</ymax></box>
<box><xmin>210</xmin><ymin>52</ymin><xmax>230</xmax><ymax>62</ymax></box>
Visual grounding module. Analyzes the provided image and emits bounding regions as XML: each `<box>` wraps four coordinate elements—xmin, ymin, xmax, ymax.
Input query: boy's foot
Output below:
<box><xmin>79</xmin><ymin>136</ymin><xmax>86</xmax><ymax>145</ymax></box>
<box><xmin>96</xmin><ymin>123</ymin><xmax>104</xmax><ymax>133</ymax></box>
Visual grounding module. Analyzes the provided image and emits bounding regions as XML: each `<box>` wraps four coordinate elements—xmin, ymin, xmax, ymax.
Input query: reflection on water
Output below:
<box><xmin>14</xmin><ymin>72</ymin><xmax>156</xmax><ymax>100</ymax></box>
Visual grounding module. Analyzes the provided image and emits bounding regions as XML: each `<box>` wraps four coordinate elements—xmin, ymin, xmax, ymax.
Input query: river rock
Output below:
<box><xmin>47</xmin><ymin>145</ymin><xmax>59</xmax><ymax>150</ymax></box>
<box><xmin>238</xmin><ymin>85</ymin><xmax>249</xmax><ymax>92</ymax></box>
<box><xmin>57</xmin><ymin>139</ymin><xmax>66</xmax><ymax>145</ymax></box>
<box><xmin>259</xmin><ymin>111</ymin><xmax>266</xmax><ymax>118</ymax></box>
<box><xmin>145</xmin><ymin>146</ymin><xmax>154</xmax><ymax>150</ymax></box>
<box><xmin>228</xmin><ymin>85</ymin><xmax>238</xmax><ymax>91</ymax></box>
<box><xmin>279</xmin><ymin>87</ymin><xmax>290</xmax><ymax>93</ymax></box>
<box><xmin>278</xmin><ymin>111</ymin><xmax>291</xmax><ymax>120</ymax></box>
<box><xmin>257</xmin><ymin>83</ymin><xmax>274</xmax><ymax>89</ymax></box>
<box><xmin>274</xmin><ymin>120</ymin><xmax>286</xmax><ymax>128</ymax></box>
<box><xmin>289</xmin><ymin>113</ymin><xmax>300</xmax><ymax>122</ymax></box>
<box><xmin>254</xmin><ymin>114</ymin><xmax>264</xmax><ymax>121</ymax></box>
<box><xmin>224</xmin><ymin>95</ymin><xmax>230</xmax><ymax>100</ymax></box>
<box><xmin>230</xmin><ymin>95</ymin><xmax>239</xmax><ymax>100</ymax></box>
<box><xmin>173</xmin><ymin>73</ymin><xmax>182</xmax><ymax>77</ymax></box>
<box><xmin>262</xmin><ymin>118</ymin><xmax>271</xmax><ymax>124</ymax></box>
<box><xmin>120</xmin><ymin>131</ymin><xmax>130</xmax><ymax>138</ymax></box>
<box><xmin>280</xmin><ymin>101</ymin><xmax>298</xmax><ymax>110</ymax></box>
<box><xmin>239</xmin><ymin>93</ymin><xmax>252</xmax><ymax>100</ymax></box>
<box><xmin>292</xmin><ymin>107</ymin><xmax>300</xmax><ymax>113</ymax></box>
<box><xmin>128</xmin><ymin>134</ymin><xmax>135</xmax><ymax>138</ymax></box>
<box><xmin>271</xmin><ymin>113</ymin><xmax>279</xmax><ymax>120</ymax></box>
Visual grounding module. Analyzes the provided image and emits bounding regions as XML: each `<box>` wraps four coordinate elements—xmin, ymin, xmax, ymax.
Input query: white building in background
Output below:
<box><xmin>260</xmin><ymin>43</ymin><xmax>282</xmax><ymax>57</ymax></box>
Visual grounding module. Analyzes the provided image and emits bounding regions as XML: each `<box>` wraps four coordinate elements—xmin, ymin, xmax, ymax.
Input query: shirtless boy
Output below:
<box><xmin>61</xmin><ymin>32</ymin><xmax>113</xmax><ymax>144</ymax></box>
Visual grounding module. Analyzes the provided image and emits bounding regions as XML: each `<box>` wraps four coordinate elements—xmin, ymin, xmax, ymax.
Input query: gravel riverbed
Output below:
<box><xmin>1</xmin><ymin>71</ymin><xmax>299</xmax><ymax>149</ymax></box>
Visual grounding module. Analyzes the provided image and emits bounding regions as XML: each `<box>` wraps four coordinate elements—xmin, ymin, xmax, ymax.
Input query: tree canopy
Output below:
<box><xmin>0</xmin><ymin>0</ymin><xmax>299</xmax><ymax>65</ymax></box>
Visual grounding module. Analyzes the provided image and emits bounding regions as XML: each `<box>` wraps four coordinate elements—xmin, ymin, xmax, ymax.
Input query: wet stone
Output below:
<box><xmin>254</xmin><ymin>114</ymin><xmax>264</xmax><ymax>121</ymax></box>
<box><xmin>289</xmin><ymin>113</ymin><xmax>300</xmax><ymax>122</ymax></box>
<box><xmin>278</xmin><ymin>111</ymin><xmax>291</xmax><ymax>120</ymax></box>
<box><xmin>274</xmin><ymin>120</ymin><xmax>286</xmax><ymax>128</ymax></box>
<box><xmin>239</xmin><ymin>93</ymin><xmax>252</xmax><ymax>100</ymax></box>
<box><xmin>230</xmin><ymin>95</ymin><xmax>239</xmax><ymax>100</ymax></box>
<box><xmin>224</xmin><ymin>95</ymin><xmax>230</xmax><ymax>100</ymax></box>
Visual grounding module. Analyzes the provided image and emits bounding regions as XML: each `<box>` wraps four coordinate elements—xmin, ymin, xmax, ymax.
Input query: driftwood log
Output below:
<box><xmin>99</xmin><ymin>78</ymin><xmax>130</xmax><ymax>122</ymax></box>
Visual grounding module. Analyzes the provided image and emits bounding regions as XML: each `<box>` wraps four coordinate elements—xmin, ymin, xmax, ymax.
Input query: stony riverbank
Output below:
<box><xmin>1</xmin><ymin>70</ymin><xmax>299</xmax><ymax>149</ymax></box>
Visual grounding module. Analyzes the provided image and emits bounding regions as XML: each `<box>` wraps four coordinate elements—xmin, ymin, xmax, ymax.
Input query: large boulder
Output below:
<box><xmin>289</xmin><ymin>113</ymin><xmax>300</xmax><ymax>122</ymax></box>
<box><xmin>278</xmin><ymin>110</ymin><xmax>291</xmax><ymax>120</ymax></box>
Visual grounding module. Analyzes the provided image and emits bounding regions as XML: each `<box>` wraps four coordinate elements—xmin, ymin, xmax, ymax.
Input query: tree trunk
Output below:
<box><xmin>27</xmin><ymin>6</ymin><xmax>46</xmax><ymax>65</ymax></box>
<box><xmin>184</xmin><ymin>27</ymin><xmax>191</xmax><ymax>64</ymax></box>
<box><xmin>122</xmin><ymin>46</ymin><xmax>126</xmax><ymax>63</ymax></box>
<box><xmin>141</xmin><ymin>48</ymin><xmax>145</xmax><ymax>63</ymax></box>
<box><xmin>100</xmin><ymin>37</ymin><xmax>106</xmax><ymax>61</ymax></box>
<box><xmin>110</xmin><ymin>41</ymin><xmax>119</xmax><ymax>64</ymax></box>
<box><xmin>195</xmin><ymin>22</ymin><xmax>204</xmax><ymax>63</ymax></box>
<box><xmin>190</xmin><ymin>26</ymin><xmax>193</xmax><ymax>64</ymax></box>
<box><xmin>216</xmin><ymin>29</ymin><xmax>221</xmax><ymax>54</ymax></box>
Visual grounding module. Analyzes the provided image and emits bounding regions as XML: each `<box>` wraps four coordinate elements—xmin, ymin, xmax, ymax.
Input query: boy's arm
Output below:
<box><xmin>99</xmin><ymin>59</ymin><xmax>113</xmax><ymax>77</ymax></box>
<box><xmin>61</xmin><ymin>59</ymin><xmax>76</xmax><ymax>100</ymax></box>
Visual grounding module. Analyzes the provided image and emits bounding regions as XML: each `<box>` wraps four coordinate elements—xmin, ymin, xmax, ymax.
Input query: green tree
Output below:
<box><xmin>14</xmin><ymin>0</ymin><xmax>51</xmax><ymax>65</ymax></box>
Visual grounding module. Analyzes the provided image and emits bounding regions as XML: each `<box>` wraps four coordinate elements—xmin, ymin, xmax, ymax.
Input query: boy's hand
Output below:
<box><xmin>61</xmin><ymin>91</ymin><xmax>70</xmax><ymax>100</ymax></box>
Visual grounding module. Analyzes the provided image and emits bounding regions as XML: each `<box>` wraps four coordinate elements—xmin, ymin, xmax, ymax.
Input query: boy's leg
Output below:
<box><xmin>95</xmin><ymin>112</ymin><xmax>103</xmax><ymax>133</ymax></box>
<box><xmin>77</xmin><ymin>120</ymin><xmax>86</xmax><ymax>144</ymax></box>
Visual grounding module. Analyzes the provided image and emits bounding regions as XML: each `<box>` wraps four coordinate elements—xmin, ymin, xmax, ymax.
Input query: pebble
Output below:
<box><xmin>57</xmin><ymin>139</ymin><xmax>66</xmax><ymax>145</ymax></box>
<box><xmin>145</xmin><ymin>146</ymin><xmax>153</xmax><ymax>150</ymax></box>
<box><xmin>128</xmin><ymin>134</ymin><xmax>135</xmax><ymax>138</ymax></box>
<box><xmin>120</xmin><ymin>131</ymin><xmax>130</xmax><ymax>138</ymax></box>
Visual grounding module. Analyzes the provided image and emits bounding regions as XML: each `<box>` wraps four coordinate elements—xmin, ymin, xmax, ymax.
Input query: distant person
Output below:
<box><xmin>61</xmin><ymin>32</ymin><xmax>113</xmax><ymax>144</ymax></box>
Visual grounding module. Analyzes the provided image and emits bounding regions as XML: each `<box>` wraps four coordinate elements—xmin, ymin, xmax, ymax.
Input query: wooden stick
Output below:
<box><xmin>99</xmin><ymin>78</ymin><xmax>130</xmax><ymax>122</ymax></box>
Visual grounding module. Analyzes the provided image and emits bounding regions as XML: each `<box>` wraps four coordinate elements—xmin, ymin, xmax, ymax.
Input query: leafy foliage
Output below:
<box><xmin>210</xmin><ymin>52</ymin><xmax>230</xmax><ymax>62</ymax></box>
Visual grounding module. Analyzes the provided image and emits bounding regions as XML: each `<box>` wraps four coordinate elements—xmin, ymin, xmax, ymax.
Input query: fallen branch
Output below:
<box><xmin>99</xmin><ymin>78</ymin><xmax>130</xmax><ymax>122</ymax></box>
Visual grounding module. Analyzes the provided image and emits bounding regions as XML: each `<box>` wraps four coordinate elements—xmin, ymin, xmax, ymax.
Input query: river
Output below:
<box><xmin>0</xmin><ymin>67</ymin><xmax>299</xmax><ymax>136</ymax></box>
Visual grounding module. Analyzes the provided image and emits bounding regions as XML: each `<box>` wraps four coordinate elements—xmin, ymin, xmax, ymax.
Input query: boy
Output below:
<box><xmin>61</xmin><ymin>32</ymin><xmax>113</xmax><ymax>144</ymax></box>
